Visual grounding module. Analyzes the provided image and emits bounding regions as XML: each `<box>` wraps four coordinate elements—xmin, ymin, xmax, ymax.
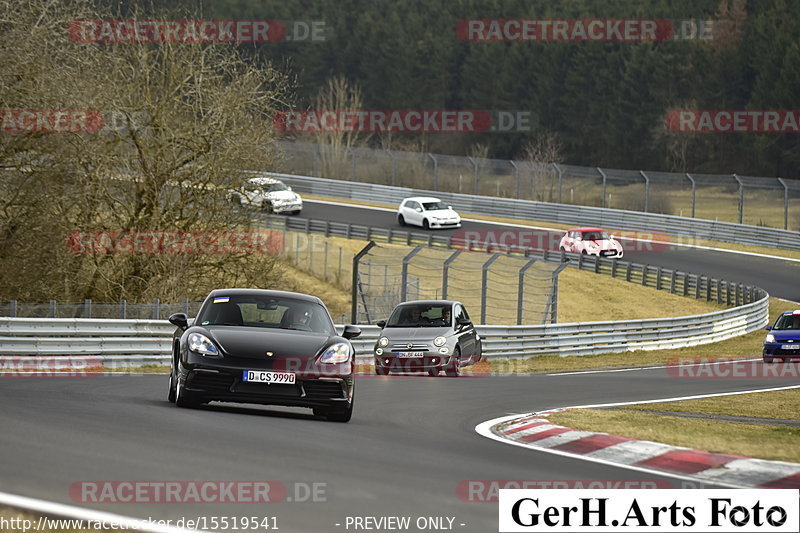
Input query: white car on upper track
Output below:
<box><xmin>397</xmin><ymin>197</ymin><xmax>461</xmax><ymax>229</ymax></box>
<box><xmin>233</xmin><ymin>177</ymin><xmax>303</xmax><ymax>215</ymax></box>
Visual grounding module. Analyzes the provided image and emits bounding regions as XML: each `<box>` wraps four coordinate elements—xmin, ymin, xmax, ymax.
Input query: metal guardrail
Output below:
<box><xmin>258</xmin><ymin>171</ymin><xmax>800</xmax><ymax>251</ymax></box>
<box><xmin>0</xmin><ymin>294</ymin><xmax>769</xmax><ymax>363</ymax></box>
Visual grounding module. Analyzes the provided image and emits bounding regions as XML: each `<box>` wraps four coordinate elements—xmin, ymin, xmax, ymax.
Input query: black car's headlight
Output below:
<box><xmin>319</xmin><ymin>342</ymin><xmax>352</xmax><ymax>364</ymax></box>
<box><xmin>188</xmin><ymin>333</ymin><xmax>219</xmax><ymax>356</ymax></box>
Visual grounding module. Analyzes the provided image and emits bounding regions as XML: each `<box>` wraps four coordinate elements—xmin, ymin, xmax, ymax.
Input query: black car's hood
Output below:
<box><xmin>198</xmin><ymin>326</ymin><xmax>335</xmax><ymax>360</ymax></box>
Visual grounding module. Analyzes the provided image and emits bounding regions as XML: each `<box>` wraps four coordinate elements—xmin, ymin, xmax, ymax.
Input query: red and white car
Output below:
<box><xmin>559</xmin><ymin>227</ymin><xmax>623</xmax><ymax>258</ymax></box>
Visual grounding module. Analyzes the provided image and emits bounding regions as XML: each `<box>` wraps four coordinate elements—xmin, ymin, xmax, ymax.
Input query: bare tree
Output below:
<box><xmin>523</xmin><ymin>132</ymin><xmax>563</xmax><ymax>202</ymax></box>
<box><xmin>0</xmin><ymin>0</ymin><xmax>293</xmax><ymax>302</ymax></box>
<box><xmin>310</xmin><ymin>76</ymin><xmax>366</xmax><ymax>179</ymax></box>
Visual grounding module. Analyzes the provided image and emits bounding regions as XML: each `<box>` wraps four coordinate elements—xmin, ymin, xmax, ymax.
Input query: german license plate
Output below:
<box><xmin>398</xmin><ymin>351</ymin><xmax>425</xmax><ymax>358</ymax></box>
<box><xmin>242</xmin><ymin>370</ymin><xmax>296</xmax><ymax>384</ymax></box>
<box><xmin>781</xmin><ymin>344</ymin><xmax>800</xmax><ymax>350</ymax></box>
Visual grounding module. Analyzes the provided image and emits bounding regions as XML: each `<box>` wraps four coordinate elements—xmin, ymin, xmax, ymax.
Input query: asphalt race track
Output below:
<box><xmin>300</xmin><ymin>200</ymin><xmax>800</xmax><ymax>302</ymax></box>
<box><xmin>2</xmin><ymin>368</ymin><xmax>799</xmax><ymax>533</ymax></box>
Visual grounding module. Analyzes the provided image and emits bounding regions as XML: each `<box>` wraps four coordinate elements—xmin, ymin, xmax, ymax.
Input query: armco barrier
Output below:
<box><xmin>257</xmin><ymin>171</ymin><xmax>800</xmax><ymax>251</ymax></box>
<box><xmin>0</xmin><ymin>295</ymin><xmax>768</xmax><ymax>365</ymax></box>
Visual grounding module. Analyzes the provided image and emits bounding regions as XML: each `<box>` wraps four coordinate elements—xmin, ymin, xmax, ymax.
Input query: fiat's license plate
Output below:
<box><xmin>781</xmin><ymin>344</ymin><xmax>800</xmax><ymax>350</ymax></box>
<box><xmin>398</xmin><ymin>351</ymin><xmax>425</xmax><ymax>358</ymax></box>
<box><xmin>242</xmin><ymin>370</ymin><xmax>296</xmax><ymax>384</ymax></box>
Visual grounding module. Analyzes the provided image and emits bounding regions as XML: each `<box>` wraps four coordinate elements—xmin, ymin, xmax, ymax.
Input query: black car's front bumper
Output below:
<box><xmin>181</xmin><ymin>353</ymin><xmax>353</xmax><ymax>408</ymax></box>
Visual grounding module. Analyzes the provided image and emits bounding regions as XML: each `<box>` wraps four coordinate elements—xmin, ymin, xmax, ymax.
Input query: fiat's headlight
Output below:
<box><xmin>188</xmin><ymin>333</ymin><xmax>219</xmax><ymax>356</ymax></box>
<box><xmin>433</xmin><ymin>336</ymin><xmax>446</xmax><ymax>347</ymax></box>
<box><xmin>378</xmin><ymin>336</ymin><xmax>389</xmax><ymax>347</ymax></box>
<box><xmin>765</xmin><ymin>334</ymin><xmax>776</xmax><ymax>343</ymax></box>
<box><xmin>320</xmin><ymin>342</ymin><xmax>352</xmax><ymax>364</ymax></box>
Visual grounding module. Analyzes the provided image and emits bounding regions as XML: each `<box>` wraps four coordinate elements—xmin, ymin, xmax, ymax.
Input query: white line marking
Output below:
<box><xmin>475</xmin><ymin>384</ymin><xmax>800</xmax><ymax>488</ymax></box>
<box><xmin>0</xmin><ymin>491</ymin><xmax>206</xmax><ymax>533</ymax></box>
<box><xmin>546</xmin><ymin>357</ymin><xmax>762</xmax><ymax>376</ymax></box>
<box><xmin>304</xmin><ymin>199</ymin><xmax>800</xmax><ymax>263</ymax></box>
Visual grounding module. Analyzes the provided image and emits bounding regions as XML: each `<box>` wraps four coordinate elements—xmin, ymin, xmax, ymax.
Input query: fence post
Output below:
<box><xmin>386</xmin><ymin>149</ymin><xmax>397</xmax><ymax>186</ymax></box>
<box><xmin>351</xmin><ymin>241</ymin><xmax>376</xmax><ymax>324</ymax></box>
<box><xmin>49</xmin><ymin>300</ymin><xmax>56</xmax><ymax>318</ymax></box>
<box><xmin>656</xmin><ymin>267</ymin><xmax>662</xmax><ymax>290</ymax></box>
<box><xmin>716</xmin><ymin>280</ymin><xmax>722</xmax><ymax>304</ymax></box>
<box><xmin>685</xmin><ymin>173</ymin><xmax>696</xmax><ymax>218</ymax></box>
<box><xmin>695</xmin><ymin>275</ymin><xmax>701</xmax><ymax>299</ymax></box>
<box><xmin>9</xmin><ymin>300</ymin><xmax>16</xmax><ymax>317</ymax></box>
<box><xmin>468</xmin><ymin>156</ymin><xmax>479</xmax><ymax>195</ymax></box>
<box><xmin>517</xmin><ymin>257</ymin><xmax>538</xmax><ymax>325</ymax></box>
<box><xmin>323</xmin><ymin>241</ymin><xmax>329</xmax><ymax>277</ymax></box>
<box><xmin>641</xmin><ymin>265</ymin><xmax>648</xmax><ymax>286</ymax></box>
<box><xmin>481</xmin><ymin>253</ymin><xmax>502</xmax><ymax>324</ymax></box>
<box><xmin>611</xmin><ymin>259</ymin><xmax>618</xmax><ymax>278</ymax></box>
<box><xmin>348</xmin><ymin>147</ymin><xmax>357</xmax><ymax>181</ymax></box>
<box><xmin>510</xmin><ymin>160</ymin><xmax>520</xmax><ymax>199</ymax></box>
<box><xmin>428</xmin><ymin>153</ymin><xmax>439</xmax><ymax>191</ymax></box>
<box><xmin>152</xmin><ymin>298</ymin><xmax>160</xmax><ymax>320</ymax></box>
<box><xmin>84</xmin><ymin>299</ymin><xmax>92</xmax><ymax>318</ymax></box>
<box><xmin>706</xmin><ymin>277</ymin><xmax>712</xmax><ymax>301</ymax></box>
<box><xmin>400</xmin><ymin>246</ymin><xmax>423</xmax><ymax>302</ymax></box>
<box><xmin>733</xmin><ymin>174</ymin><xmax>744</xmax><ymax>224</ymax></box>
<box><xmin>442</xmin><ymin>250</ymin><xmax>462</xmax><ymax>300</ymax></box>
<box><xmin>597</xmin><ymin>167</ymin><xmax>607</xmax><ymax>208</ymax></box>
<box><xmin>670</xmin><ymin>271</ymin><xmax>677</xmax><ymax>294</ymax></box>
<box><xmin>120</xmin><ymin>299</ymin><xmax>127</xmax><ymax>319</ymax></box>
<box><xmin>312</xmin><ymin>144</ymin><xmax>319</xmax><ymax>177</ymax></box>
<box><xmin>639</xmin><ymin>170</ymin><xmax>650</xmax><ymax>212</ymax></box>
<box><xmin>551</xmin><ymin>163</ymin><xmax>564</xmax><ymax>204</ymax></box>
<box><xmin>778</xmin><ymin>178</ymin><xmax>789</xmax><ymax>230</ymax></box>
<box><xmin>183</xmin><ymin>298</ymin><xmax>189</xmax><ymax>314</ymax></box>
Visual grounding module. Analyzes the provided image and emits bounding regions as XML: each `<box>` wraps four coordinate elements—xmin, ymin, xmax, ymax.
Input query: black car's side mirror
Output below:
<box><xmin>376</xmin><ymin>320</ymin><xmax>387</xmax><ymax>329</ymax></box>
<box><xmin>169</xmin><ymin>312</ymin><xmax>189</xmax><ymax>331</ymax></box>
<box><xmin>458</xmin><ymin>318</ymin><xmax>472</xmax><ymax>327</ymax></box>
<box><xmin>342</xmin><ymin>325</ymin><xmax>361</xmax><ymax>339</ymax></box>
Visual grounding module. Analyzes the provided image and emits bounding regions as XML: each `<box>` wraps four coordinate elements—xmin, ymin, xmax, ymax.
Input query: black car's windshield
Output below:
<box><xmin>422</xmin><ymin>201</ymin><xmax>448</xmax><ymax>211</ymax></box>
<box><xmin>773</xmin><ymin>314</ymin><xmax>800</xmax><ymax>330</ymax></box>
<box><xmin>196</xmin><ymin>294</ymin><xmax>334</xmax><ymax>335</ymax></box>
<box><xmin>386</xmin><ymin>304</ymin><xmax>452</xmax><ymax>327</ymax></box>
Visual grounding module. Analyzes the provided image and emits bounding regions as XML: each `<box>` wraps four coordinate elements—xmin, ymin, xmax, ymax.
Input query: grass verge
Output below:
<box><xmin>547</xmin><ymin>388</ymin><xmax>800</xmax><ymax>462</ymax></box>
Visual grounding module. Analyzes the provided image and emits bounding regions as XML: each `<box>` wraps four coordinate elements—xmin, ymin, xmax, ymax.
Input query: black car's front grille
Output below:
<box><xmin>186</xmin><ymin>372</ymin><xmax>235</xmax><ymax>392</ymax></box>
<box><xmin>303</xmin><ymin>380</ymin><xmax>345</xmax><ymax>399</ymax></box>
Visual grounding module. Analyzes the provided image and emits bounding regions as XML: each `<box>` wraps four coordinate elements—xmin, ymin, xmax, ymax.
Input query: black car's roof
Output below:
<box><xmin>206</xmin><ymin>288</ymin><xmax>323</xmax><ymax>305</ymax></box>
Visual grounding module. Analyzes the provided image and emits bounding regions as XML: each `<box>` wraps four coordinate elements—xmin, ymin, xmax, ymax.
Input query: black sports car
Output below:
<box><xmin>167</xmin><ymin>289</ymin><xmax>360</xmax><ymax>422</ymax></box>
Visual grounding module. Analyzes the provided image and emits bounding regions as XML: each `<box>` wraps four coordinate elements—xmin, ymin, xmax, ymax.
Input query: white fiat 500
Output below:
<box><xmin>559</xmin><ymin>227</ymin><xmax>624</xmax><ymax>258</ymax></box>
<box><xmin>397</xmin><ymin>197</ymin><xmax>461</xmax><ymax>229</ymax></box>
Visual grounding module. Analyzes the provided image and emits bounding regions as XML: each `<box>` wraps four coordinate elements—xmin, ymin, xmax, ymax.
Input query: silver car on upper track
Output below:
<box><xmin>373</xmin><ymin>300</ymin><xmax>482</xmax><ymax>377</ymax></box>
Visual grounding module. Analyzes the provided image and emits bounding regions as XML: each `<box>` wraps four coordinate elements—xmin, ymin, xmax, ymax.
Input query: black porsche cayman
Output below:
<box><xmin>167</xmin><ymin>289</ymin><xmax>361</xmax><ymax>422</ymax></box>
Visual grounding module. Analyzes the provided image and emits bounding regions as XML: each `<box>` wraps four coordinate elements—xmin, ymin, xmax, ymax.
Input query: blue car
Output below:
<box><xmin>763</xmin><ymin>311</ymin><xmax>800</xmax><ymax>363</ymax></box>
